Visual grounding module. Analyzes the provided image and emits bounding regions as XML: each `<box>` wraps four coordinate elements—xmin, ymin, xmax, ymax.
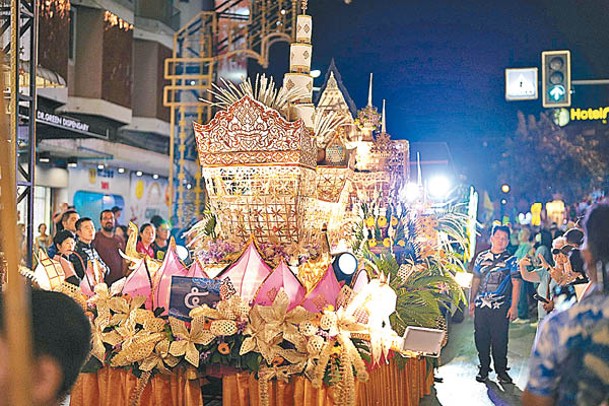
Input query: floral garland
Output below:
<box><xmin>79</xmin><ymin>283</ymin><xmax>383</xmax><ymax>406</ymax></box>
<box><xmin>193</xmin><ymin>235</ymin><xmax>323</xmax><ymax>268</ymax></box>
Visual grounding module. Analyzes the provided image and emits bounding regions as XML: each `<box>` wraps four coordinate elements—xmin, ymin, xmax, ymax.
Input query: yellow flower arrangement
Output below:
<box><xmin>397</xmin><ymin>239</ymin><xmax>406</xmax><ymax>247</ymax></box>
<box><xmin>369</xmin><ymin>239</ymin><xmax>377</xmax><ymax>247</ymax></box>
<box><xmin>390</xmin><ymin>216</ymin><xmax>399</xmax><ymax>226</ymax></box>
<box><xmin>383</xmin><ymin>238</ymin><xmax>392</xmax><ymax>247</ymax></box>
<box><xmin>377</xmin><ymin>217</ymin><xmax>388</xmax><ymax>228</ymax></box>
<box><xmin>365</xmin><ymin>216</ymin><xmax>375</xmax><ymax>228</ymax></box>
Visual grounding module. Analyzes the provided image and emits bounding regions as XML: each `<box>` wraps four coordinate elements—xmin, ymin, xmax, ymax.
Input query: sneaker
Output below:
<box><xmin>475</xmin><ymin>370</ymin><xmax>489</xmax><ymax>383</ymax></box>
<box><xmin>513</xmin><ymin>318</ymin><xmax>530</xmax><ymax>324</ymax></box>
<box><xmin>497</xmin><ymin>372</ymin><xmax>513</xmax><ymax>384</ymax></box>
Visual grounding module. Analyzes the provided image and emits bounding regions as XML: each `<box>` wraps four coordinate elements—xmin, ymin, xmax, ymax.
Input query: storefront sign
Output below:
<box><xmin>36</xmin><ymin>110</ymin><xmax>90</xmax><ymax>132</ymax></box>
<box><xmin>570</xmin><ymin>106</ymin><xmax>609</xmax><ymax>124</ymax></box>
<box><xmin>36</xmin><ymin>106</ymin><xmax>109</xmax><ymax>139</ymax></box>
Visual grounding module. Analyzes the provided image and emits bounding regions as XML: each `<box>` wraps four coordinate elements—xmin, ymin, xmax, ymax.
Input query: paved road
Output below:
<box><xmin>421</xmin><ymin>315</ymin><xmax>537</xmax><ymax>406</ymax></box>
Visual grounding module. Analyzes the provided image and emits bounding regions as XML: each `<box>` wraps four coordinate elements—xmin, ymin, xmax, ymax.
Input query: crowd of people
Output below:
<box><xmin>32</xmin><ymin>205</ymin><xmax>176</xmax><ymax>288</ymax></box>
<box><xmin>470</xmin><ymin>203</ymin><xmax>609</xmax><ymax>404</ymax></box>
<box><xmin>3</xmin><ymin>199</ymin><xmax>608</xmax><ymax>404</ymax></box>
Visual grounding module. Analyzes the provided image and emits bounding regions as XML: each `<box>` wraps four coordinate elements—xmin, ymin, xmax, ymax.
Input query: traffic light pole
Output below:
<box><xmin>572</xmin><ymin>79</ymin><xmax>609</xmax><ymax>85</ymax></box>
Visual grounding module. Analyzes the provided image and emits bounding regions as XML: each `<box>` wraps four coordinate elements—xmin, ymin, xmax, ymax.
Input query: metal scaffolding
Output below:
<box><xmin>163</xmin><ymin>0</ymin><xmax>298</xmax><ymax>225</ymax></box>
<box><xmin>1</xmin><ymin>0</ymin><xmax>37</xmax><ymax>267</ymax></box>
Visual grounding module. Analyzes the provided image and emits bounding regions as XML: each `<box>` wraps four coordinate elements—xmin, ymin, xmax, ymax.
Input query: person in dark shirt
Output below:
<box><xmin>47</xmin><ymin>209</ymin><xmax>80</xmax><ymax>258</ymax></box>
<box><xmin>469</xmin><ymin>224</ymin><xmax>522</xmax><ymax>384</ymax></box>
<box><xmin>71</xmin><ymin>217</ymin><xmax>109</xmax><ymax>281</ymax></box>
<box><xmin>151</xmin><ymin>220</ymin><xmax>170</xmax><ymax>261</ymax></box>
<box><xmin>93</xmin><ymin>210</ymin><xmax>126</xmax><ymax>286</ymax></box>
<box><xmin>0</xmin><ymin>290</ymin><xmax>91</xmax><ymax>406</ymax></box>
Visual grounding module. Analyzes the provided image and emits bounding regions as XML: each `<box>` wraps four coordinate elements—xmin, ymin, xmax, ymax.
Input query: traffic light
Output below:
<box><xmin>542</xmin><ymin>50</ymin><xmax>571</xmax><ymax>108</ymax></box>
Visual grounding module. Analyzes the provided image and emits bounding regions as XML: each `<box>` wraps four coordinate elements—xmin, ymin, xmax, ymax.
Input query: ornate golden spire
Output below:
<box><xmin>301</xmin><ymin>0</ymin><xmax>308</xmax><ymax>14</ymax></box>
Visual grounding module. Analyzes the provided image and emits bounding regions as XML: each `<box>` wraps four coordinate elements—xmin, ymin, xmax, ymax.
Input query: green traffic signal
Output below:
<box><xmin>542</xmin><ymin>50</ymin><xmax>571</xmax><ymax>108</ymax></box>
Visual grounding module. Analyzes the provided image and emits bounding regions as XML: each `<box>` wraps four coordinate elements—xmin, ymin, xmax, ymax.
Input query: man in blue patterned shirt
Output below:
<box><xmin>469</xmin><ymin>224</ymin><xmax>522</xmax><ymax>384</ymax></box>
<box><xmin>523</xmin><ymin>204</ymin><xmax>609</xmax><ymax>405</ymax></box>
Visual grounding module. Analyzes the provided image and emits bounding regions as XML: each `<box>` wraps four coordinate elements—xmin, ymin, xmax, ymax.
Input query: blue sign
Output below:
<box><xmin>169</xmin><ymin>276</ymin><xmax>223</xmax><ymax>321</ymax></box>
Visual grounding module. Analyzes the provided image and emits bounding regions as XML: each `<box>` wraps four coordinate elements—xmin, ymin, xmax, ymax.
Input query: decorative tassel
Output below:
<box><xmin>129</xmin><ymin>371</ymin><xmax>151</xmax><ymax>406</ymax></box>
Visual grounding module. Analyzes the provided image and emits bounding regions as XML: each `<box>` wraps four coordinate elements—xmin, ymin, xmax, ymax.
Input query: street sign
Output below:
<box><xmin>505</xmin><ymin>68</ymin><xmax>538</xmax><ymax>101</ymax></box>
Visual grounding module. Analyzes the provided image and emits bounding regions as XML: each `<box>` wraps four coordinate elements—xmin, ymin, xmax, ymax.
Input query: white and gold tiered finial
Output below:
<box><xmin>283</xmin><ymin>0</ymin><xmax>316</xmax><ymax>129</ymax></box>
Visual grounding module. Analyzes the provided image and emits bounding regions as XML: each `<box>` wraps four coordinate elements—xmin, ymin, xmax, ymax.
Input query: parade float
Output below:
<box><xmin>25</xmin><ymin>4</ymin><xmax>470</xmax><ymax>406</ymax></box>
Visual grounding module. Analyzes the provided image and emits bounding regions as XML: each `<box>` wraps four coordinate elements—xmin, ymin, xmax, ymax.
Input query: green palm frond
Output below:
<box><xmin>185</xmin><ymin>202</ymin><xmax>217</xmax><ymax>245</ymax></box>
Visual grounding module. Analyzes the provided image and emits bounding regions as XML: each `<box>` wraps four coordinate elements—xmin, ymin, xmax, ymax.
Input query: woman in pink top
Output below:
<box><xmin>136</xmin><ymin>223</ymin><xmax>156</xmax><ymax>257</ymax></box>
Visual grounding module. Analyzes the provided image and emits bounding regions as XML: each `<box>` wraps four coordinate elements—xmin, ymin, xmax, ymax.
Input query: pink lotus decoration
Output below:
<box><xmin>187</xmin><ymin>258</ymin><xmax>209</xmax><ymax>279</ymax></box>
<box><xmin>80</xmin><ymin>259</ymin><xmax>105</xmax><ymax>297</ymax></box>
<box><xmin>217</xmin><ymin>240</ymin><xmax>272</xmax><ymax>304</ymax></box>
<box><xmin>154</xmin><ymin>240</ymin><xmax>189</xmax><ymax>315</ymax></box>
<box><xmin>352</xmin><ymin>269</ymin><xmax>370</xmax><ymax>293</ymax></box>
<box><xmin>122</xmin><ymin>257</ymin><xmax>154</xmax><ymax>309</ymax></box>
<box><xmin>299</xmin><ymin>264</ymin><xmax>341</xmax><ymax>313</ymax></box>
<box><xmin>254</xmin><ymin>260</ymin><xmax>305</xmax><ymax>311</ymax></box>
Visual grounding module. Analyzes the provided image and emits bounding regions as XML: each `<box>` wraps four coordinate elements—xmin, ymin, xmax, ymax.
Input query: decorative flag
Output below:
<box><xmin>254</xmin><ymin>260</ymin><xmax>305</xmax><ymax>311</ymax></box>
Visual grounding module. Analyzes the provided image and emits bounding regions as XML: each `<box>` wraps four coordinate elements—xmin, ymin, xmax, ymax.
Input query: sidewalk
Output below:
<box><xmin>421</xmin><ymin>315</ymin><xmax>537</xmax><ymax>405</ymax></box>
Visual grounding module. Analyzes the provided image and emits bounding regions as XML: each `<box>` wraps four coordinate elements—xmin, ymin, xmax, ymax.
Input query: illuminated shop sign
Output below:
<box><xmin>570</xmin><ymin>107</ymin><xmax>609</xmax><ymax>124</ymax></box>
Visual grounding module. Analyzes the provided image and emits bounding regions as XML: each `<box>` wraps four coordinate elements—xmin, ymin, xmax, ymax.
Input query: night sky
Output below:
<box><xmin>255</xmin><ymin>0</ymin><xmax>609</xmax><ymax>192</ymax></box>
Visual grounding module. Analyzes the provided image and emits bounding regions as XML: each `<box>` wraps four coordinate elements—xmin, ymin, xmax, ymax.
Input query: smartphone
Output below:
<box><xmin>526</xmin><ymin>256</ymin><xmax>538</xmax><ymax>272</ymax></box>
<box><xmin>553</xmin><ymin>284</ymin><xmax>577</xmax><ymax>311</ymax></box>
<box><xmin>533</xmin><ymin>293</ymin><xmax>549</xmax><ymax>304</ymax></box>
<box><xmin>531</xmin><ymin>255</ymin><xmax>541</xmax><ymax>267</ymax></box>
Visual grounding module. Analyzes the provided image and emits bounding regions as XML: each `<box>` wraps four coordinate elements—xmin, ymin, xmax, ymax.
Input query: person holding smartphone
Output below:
<box><xmin>523</xmin><ymin>204</ymin><xmax>609</xmax><ymax>405</ymax></box>
<box><xmin>518</xmin><ymin>237</ymin><xmax>568</xmax><ymax>322</ymax></box>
